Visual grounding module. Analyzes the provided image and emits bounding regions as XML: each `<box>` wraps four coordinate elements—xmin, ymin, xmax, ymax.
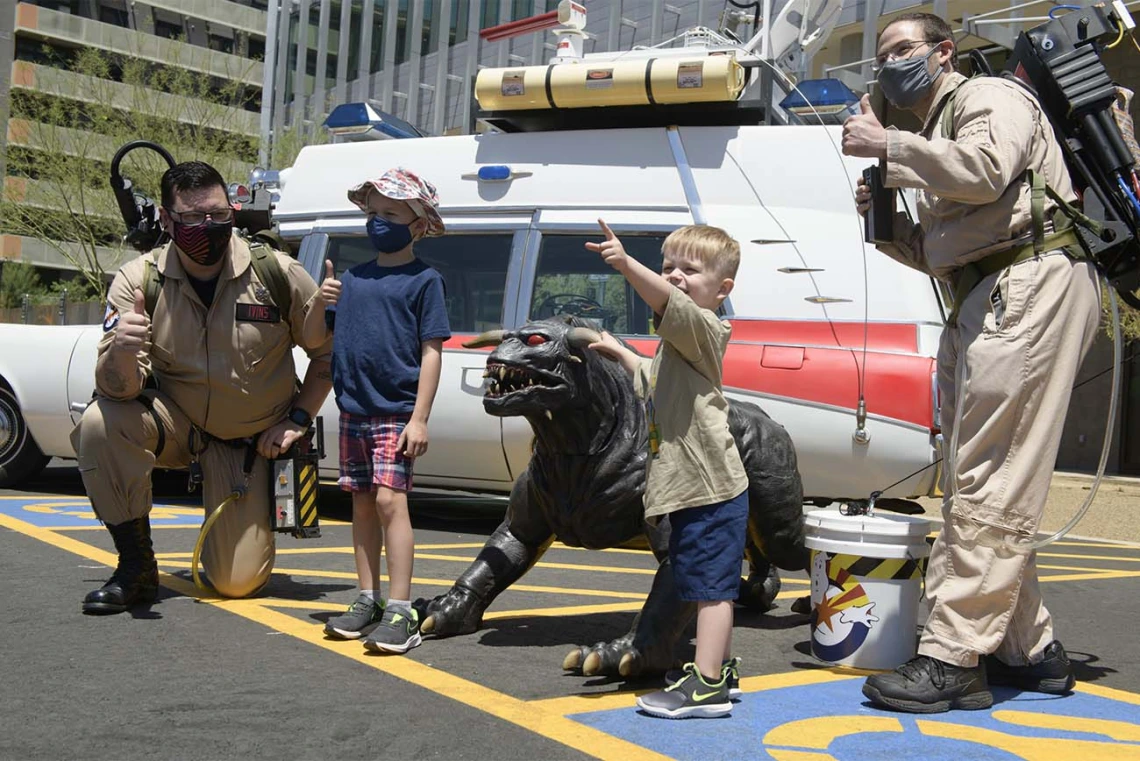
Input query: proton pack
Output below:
<box><xmin>1002</xmin><ymin>2</ymin><xmax>1140</xmax><ymax>309</ymax></box>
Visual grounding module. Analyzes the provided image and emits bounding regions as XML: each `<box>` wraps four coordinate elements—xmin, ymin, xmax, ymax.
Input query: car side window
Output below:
<box><xmin>529</xmin><ymin>233</ymin><xmax>666</xmax><ymax>336</ymax></box>
<box><xmin>326</xmin><ymin>234</ymin><xmax>513</xmax><ymax>331</ymax></box>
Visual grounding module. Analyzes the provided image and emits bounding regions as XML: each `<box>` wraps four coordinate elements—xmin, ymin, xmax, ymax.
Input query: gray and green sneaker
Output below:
<box><xmin>637</xmin><ymin>662</ymin><xmax>732</xmax><ymax>719</ymax></box>
<box><xmin>362</xmin><ymin>604</ymin><xmax>422</xmax><ymax>654</ymax></box>
<box><xmin>324</xmin><ymin>594</ymin><xmax>385</xmax><ymax>639</ymax></box>
<box><xmin>666</xmin><ymin>657</ymin><xmax>742</xmax><ymax>699</ymax></box>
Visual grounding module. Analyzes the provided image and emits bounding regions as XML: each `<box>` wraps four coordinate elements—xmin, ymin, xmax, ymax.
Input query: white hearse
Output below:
<box><xmin>0</xmin><ymin>6</ymin><xmax>946</xmax><ymax>506</ymax></box>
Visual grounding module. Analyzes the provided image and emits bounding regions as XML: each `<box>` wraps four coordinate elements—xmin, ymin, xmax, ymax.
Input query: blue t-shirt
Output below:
<box><xmin>329</xmin><ymin>258</ymin><xmax>451</xmax><ymax>417</ymax></box>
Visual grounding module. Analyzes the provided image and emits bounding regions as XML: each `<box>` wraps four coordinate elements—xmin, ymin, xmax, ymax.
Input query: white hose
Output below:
<box><xmin>945</xmin><ymin>273</ymin><xmax>1122</xmax><ymax>552</ymax></box>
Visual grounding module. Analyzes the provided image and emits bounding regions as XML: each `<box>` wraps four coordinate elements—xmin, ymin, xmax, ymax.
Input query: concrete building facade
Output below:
<box><xmin>1</xmin><ymin>0</ymin><xmax>268</xmax><ymax>278</ymax></box>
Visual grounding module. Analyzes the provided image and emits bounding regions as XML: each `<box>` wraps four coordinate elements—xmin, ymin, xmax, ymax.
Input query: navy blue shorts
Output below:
<box><xmin>668</xmin><ymin>490</ymin><xmax>749</xmax><ymax>602</ymax></box>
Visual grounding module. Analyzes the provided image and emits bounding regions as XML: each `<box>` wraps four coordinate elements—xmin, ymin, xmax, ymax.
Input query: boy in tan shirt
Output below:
<box><xmin>589</xmin><ymin>222</ymin><xmax>749</xmax><ymax>719</ymax></box>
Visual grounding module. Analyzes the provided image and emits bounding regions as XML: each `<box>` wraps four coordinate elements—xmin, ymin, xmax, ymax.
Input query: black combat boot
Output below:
<box><xmin>82</xmin><ymin>517</ymin><xmax>159</xmax><ymax>615</ymax></box>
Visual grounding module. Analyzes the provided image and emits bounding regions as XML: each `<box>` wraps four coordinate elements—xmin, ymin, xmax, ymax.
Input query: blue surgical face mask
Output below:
<box><xmin>877</xmin><ymin>46</ymin><xmax>943</xmax><ymax>109</ymax></box>
<box><xmin>366</xmin><ymin>215</ymin><xmax>413</xmax><ymax>254</ymax></box>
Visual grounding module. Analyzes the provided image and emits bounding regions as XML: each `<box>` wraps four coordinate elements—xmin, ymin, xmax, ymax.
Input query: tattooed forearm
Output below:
<box><xmin>102</xmin><ymin>366</ymin><xmax>129</xmax><ymax>395</ymax></box>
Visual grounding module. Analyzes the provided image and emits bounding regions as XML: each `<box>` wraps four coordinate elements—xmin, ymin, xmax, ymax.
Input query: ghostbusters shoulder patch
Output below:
<box><xmin>102</xmin><ymin>303</ymin><xmax>120</xmax><ymax>332</ymax></box>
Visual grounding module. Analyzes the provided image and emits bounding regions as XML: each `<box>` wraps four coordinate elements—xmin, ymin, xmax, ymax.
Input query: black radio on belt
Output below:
<box><xmin>863</xmin><ymin>162</ymin><xmax>896</xmax><ymax>244</ymax></box>
<box><xmin>269</xmin><ymin>416</ymin><xmax>324</xmax><ymax>539</ymax></box>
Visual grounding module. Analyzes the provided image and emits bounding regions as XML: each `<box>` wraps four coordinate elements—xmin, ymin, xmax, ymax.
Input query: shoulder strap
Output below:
<box><xmin>248</xmin><ymin>240</ymin><xmax>293</xmax><ymax>320</ymax></box>
<box><xmin>142</xmin><ymin>256</ymin><xmax>163</xmax><ymax>318</ymax></box>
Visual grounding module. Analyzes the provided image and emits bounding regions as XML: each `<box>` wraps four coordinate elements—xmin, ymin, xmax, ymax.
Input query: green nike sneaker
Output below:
<box><xmin>324</xmin><ymin>594</ymin><xmax>385</xmax><ymax>640</ymax></box>
<box><xmin>637</xmin><ymin>663</ymin><xmax>732</xmax><ymax>719</ymax></box>
<box><xmin>363</xmin><ymin>604</ymin><xmax>422</xmax><ymax>654</ymax></box>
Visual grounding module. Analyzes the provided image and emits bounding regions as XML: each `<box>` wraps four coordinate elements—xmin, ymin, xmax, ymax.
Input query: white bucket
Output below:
<box><xmin>804</xmin><ymin>509</ymin><xmax>932</xmax><ymax>670</ymax></box>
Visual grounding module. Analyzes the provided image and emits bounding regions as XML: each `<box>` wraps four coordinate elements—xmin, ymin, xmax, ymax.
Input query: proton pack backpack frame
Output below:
<box><xmin>997</xmin><ymin>2</ymin><xmax>1140</xmax><ymax>309</ymax></box>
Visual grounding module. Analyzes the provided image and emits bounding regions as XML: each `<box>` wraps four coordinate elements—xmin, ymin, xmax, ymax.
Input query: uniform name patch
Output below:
<box><xmin>236</xmin><ymin>303</ymin><xmax>281</xmax><ymax>323</ymax></box>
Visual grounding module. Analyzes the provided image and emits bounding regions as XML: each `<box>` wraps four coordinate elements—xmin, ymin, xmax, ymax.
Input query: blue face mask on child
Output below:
<box><xmin>366</xmin><ymin>215</ymin><xmax>414</xmax><ymax>254</ymax></box>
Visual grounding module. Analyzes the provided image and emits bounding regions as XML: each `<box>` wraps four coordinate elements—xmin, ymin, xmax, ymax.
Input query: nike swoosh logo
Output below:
<box><xmin>692</xmin><ymin>690</ymin><xmax>723</xmax><ymax>702</ymax></box>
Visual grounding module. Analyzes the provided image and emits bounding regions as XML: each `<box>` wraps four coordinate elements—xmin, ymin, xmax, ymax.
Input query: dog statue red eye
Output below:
<box><xmin>526</xmin><ymin>335</ymin><xmax>547</xmax><ymax>346</ymax></box>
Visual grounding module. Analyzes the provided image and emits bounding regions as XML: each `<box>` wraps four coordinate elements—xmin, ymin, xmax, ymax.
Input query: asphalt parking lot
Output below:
<box><xmin>2</xmin><ymin>466</ymin><xmax>1139</xmax><ymax>761</ymax></box>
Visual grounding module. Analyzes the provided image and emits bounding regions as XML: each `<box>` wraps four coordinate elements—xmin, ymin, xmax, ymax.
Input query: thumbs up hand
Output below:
<box><xmin>842</xmin><ymin>94</ymin><xmax>888</xmax><ymax>160</ymax></box>
<box><xmin>318</xmin><ymin>259</ymin><xmax>342</xmax><ymax>306</ymax></box>
<box><xmin>584</xmin><ymin>219</ymin><xmax>629</xmax><ymax>273</ymax></box>
<box><xmin>111</xmin><ymin>288</ymin><xmax>151</xmax><ymax>356</ymax></box>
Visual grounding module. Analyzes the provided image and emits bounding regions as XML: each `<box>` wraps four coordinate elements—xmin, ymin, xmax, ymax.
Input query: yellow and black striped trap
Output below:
<box><xmin>269</xmin><ymin>430</ymin><xmax>321</xmax><ymax>539</ymax></box>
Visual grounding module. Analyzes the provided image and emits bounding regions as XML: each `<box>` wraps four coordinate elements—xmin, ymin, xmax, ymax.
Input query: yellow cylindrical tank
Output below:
<box><xmin>474</xmin><ymin>55</ymin><xmax>745</xmax><ymax>112</ymax></box>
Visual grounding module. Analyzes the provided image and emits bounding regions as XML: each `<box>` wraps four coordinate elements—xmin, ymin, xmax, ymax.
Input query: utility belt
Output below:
<box><xmin>946</xmin><ymin>227</ymin><xmax>1083</xmax><ymax>326</ymax></box>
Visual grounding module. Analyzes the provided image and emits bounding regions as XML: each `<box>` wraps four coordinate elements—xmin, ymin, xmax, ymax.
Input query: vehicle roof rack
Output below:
<box><xmin>478</xmin><ymin>98</ymin><xmax>770</xmax><ymax>133</ymax></box>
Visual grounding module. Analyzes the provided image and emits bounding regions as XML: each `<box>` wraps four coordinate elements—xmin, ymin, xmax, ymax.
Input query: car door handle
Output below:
<box><xmin>461</xmin><ymin>366</ymin><xmax>489</xmax><ymax>395</ymax></box>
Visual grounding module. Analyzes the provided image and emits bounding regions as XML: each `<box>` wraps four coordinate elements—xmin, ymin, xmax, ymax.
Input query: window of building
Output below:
<box><xmin>154</xmin><ymin>18</ymin><xmax>183</xmax><ymax>40</ymax></box>
<box><xmin>511</xmin><ymin>0</ymin><xmax>534</xmax><ymax>21</ymax></box>
<box><xmin>97</xmin><ymin>2</ymin><xmax>130</xmax><ymax>28</ymax></box>
<box><xmin>396</xmin><ymin>0</ymin><xmax>410</xmax><ymax>64</ymax></box>
<box><xmin>370</xmin><ymin>4</ymin><xmax>386</xmax><ymax>72</ymax></box>
<box><xmin>248</xmin><ymin>36</ymin><xmax>266</xmax><ymax>62</ymax></box>
<box><xmin>208</xmin><ymin>34</ymin><xmax>235</xmax><ymax>54</ymax></box>
<box><xmin>327</xmin><ymin>233</ymin><xmax>514</xmax><ymax>332</ymax></box>
<box><xmin>481</xmin><ymin>2</ymin><xmax>498</xmax><ymax>30</ymax></box>
<box><xmin>33</xmin><ymin>1</ymin><xmax>82</xmax><ymax>15</ymax></box>
<box><xmin>529</xmin><ymin>233</ymin><xmax>667</xmax><ymax>335</ymax></box>
<box><xmin>450</xmin><ymin>0</ymin><xmax>470</xmax><ymax>44</ymax></box>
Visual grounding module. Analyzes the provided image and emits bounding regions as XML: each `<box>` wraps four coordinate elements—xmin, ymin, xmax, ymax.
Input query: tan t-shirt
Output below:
<box><xmin>633</xmin><ymin>288</ymin><xmax>749</xmax><ymax>520</ymax></box>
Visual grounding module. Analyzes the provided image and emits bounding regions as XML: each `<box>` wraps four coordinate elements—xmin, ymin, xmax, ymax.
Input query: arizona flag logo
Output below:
<box><xmin>809</xmin><ymin>551</ymin><xmax>881</xmax><ymax>662</ymax></box>
<box><xmin>102</xmin><ymin>303</ymin><xmax>120</xmax><ymax>332</ymax></box>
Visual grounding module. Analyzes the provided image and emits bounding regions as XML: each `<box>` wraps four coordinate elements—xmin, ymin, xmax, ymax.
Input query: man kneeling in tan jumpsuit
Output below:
<box><xmin>74</xmin><ymin>161</ymin><xmax>333</xmax><ymax>612</ymax></box>
<box><xmin>842</xmin><ymin>13</ymin><xmax>1101</xmax><ymax>712</ymax></box>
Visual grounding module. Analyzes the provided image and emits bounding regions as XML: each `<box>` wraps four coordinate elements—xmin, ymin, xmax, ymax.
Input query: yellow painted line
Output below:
<box><xmin>156</xmin><ymin>542</ymin><xmax>489</xmax><ymax>558</ymax></box>
<box><xmin>551</xmin><ymin>542</ymin><xmax>651</xmax><ymax>556</ymax></box>
<box><xmin>57</xmin><ymin>524</ymin><xmax>205</xmax><ymax>531</ymax></box>
<box><xmin>1076</xmin><ymin>681</ymin><xmax>1140</xmax><ymax>706</ymax></box>
<box><xmin>211</xmin><ymin>599</ymin><xmax>672</xmax><ymax>761</ymax></box>
<box><xmin>1048</xmin><ymin>540</ymin><xmax>1140</xmax><ymax>550</ymax></box>
<box><xmin>156</xmin><ymin>561</ymin><xmax>649</xmax><ymax>600</ymax></box>
<box><xmin>1037</xmin><ymin>564</ymin><xmax>1136</xmax><ymax>573</ymax></box>
<box><xmin>531</xmin><ymin>666</ymin><xmax>869</xmax><ymax>715</ymax></box>
<box><xmin>1040</xmin><ymin>552</ymin><xmax>1140</xmax><ymax>564</ymax></box>
<box><xmin>1040</xmin><ymin>570</ymin><xmax>1140</xmax><ymax>583</ymax></box>
<box><xmin>484</xmin><ymin>602</ymin><xmax>644</xmax><ymax>620</ymax></box>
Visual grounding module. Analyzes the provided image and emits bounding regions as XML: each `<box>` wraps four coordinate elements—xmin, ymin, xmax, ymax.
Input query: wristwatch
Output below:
<box><xmin>287</xmin><ymin>407</ymin><xmax>313</xmax><ymax>428</ymax></box>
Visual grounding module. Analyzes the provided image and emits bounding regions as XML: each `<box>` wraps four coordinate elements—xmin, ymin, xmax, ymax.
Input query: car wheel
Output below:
<box><xmin>0</xmin><ymin>385</ymin><xmax>50</xmax><ymax>488</ymax></box>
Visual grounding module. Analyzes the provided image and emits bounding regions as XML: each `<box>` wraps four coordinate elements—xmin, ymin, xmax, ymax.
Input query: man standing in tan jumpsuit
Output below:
<box><xmin>842</xmin><ymin>13</ymin><xmax>1101</xmax><ymax>712</ymax></box>
<box><xmin>74</xmin><ymin>161</ymin><xmax>333</xmax><ymax>613</ymax></box>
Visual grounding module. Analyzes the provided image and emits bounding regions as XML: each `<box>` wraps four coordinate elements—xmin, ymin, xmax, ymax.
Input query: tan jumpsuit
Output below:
<box><xmin>877</xmin><ymin>71</ymin><xmax>1102</xmax><ymax>668</ymax></box>
<box><xmin>71</xmin><ymin>235</ymin><xmax>332</xmax><ymax>598</ymax></box>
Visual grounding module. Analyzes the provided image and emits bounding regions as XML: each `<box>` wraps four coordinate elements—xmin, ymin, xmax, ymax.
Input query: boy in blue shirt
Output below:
<box><xmin>303</xmin><ymin>167</ymin><xmax>450</xmax><ymax>653</ymax></box>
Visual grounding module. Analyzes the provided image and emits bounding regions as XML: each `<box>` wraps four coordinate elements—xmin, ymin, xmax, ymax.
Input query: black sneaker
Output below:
<box><xmin>862</xmin><ymin>655</ymin><xmax>993</xmax><ymax>714</ymax></box>
<box><xmin>324</xmin><ymin>594</ymin><xmax>385</xmax><ymax>639</ymax></box>
<box><xmin>984</xmin><ymin>640</ymin><xmax>1076</xmax><ymax>694</ymax></box>
<box><xmin>665</xmin><ymin>657</ymin><xmax>742</xmax><ymax>699</ymax></box>
<box><xmin>363</xmin><ymin>604</ymin><xmax>422</xmax><ymax>654</ymax></box>
<box><xmin>637</xmin><ymin>663</ymin><xmax>732</xmax><ymax>719</ymax></box>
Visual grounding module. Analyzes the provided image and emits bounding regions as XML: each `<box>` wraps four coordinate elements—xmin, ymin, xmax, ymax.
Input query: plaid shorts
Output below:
<box><xmin>338</xmin><ymin>412</ymin><xmax>414</xmax><ymax>493</ymax></box>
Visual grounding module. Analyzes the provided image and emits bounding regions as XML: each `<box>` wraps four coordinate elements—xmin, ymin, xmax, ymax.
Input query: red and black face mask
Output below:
<box><xmin>170</xmin><ymin>220</ymin><xmax>233</xmax><ymax>266</ymax></box>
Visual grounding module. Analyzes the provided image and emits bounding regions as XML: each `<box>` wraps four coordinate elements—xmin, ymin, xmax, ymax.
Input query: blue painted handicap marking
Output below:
<box><xmin>0</xmin><ymin>497</ymin><xmax>203</xmax><ymax>528</ymax></box>
<box><xmin>570</xmin><ymin>676</ymin><xmax>1140</xmax><ymax>761</ymax></box>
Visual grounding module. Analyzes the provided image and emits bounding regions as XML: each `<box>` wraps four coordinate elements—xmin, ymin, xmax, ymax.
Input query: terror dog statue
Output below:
<box><xmin>415</xmin><ymin>317</ymin><xmax>807</xmax><ymax>677</ymax></box>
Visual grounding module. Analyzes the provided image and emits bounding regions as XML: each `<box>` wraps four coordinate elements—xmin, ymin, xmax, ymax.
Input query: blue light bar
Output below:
<box><xmin>779</xmin><ymin>79</ymin><xmax>861</xmax><ymax>125</ymax></box>
<box><xmin>323</xmin><ymin>102</ymin><xmax>425</xmax><ymax>141</ymax></box>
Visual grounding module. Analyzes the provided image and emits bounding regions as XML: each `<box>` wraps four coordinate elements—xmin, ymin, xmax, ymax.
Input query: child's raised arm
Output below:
<box><xmin>586</xmin><ymin>219</ymin><xmax>671</xmax><ymax>316</ymax></box>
